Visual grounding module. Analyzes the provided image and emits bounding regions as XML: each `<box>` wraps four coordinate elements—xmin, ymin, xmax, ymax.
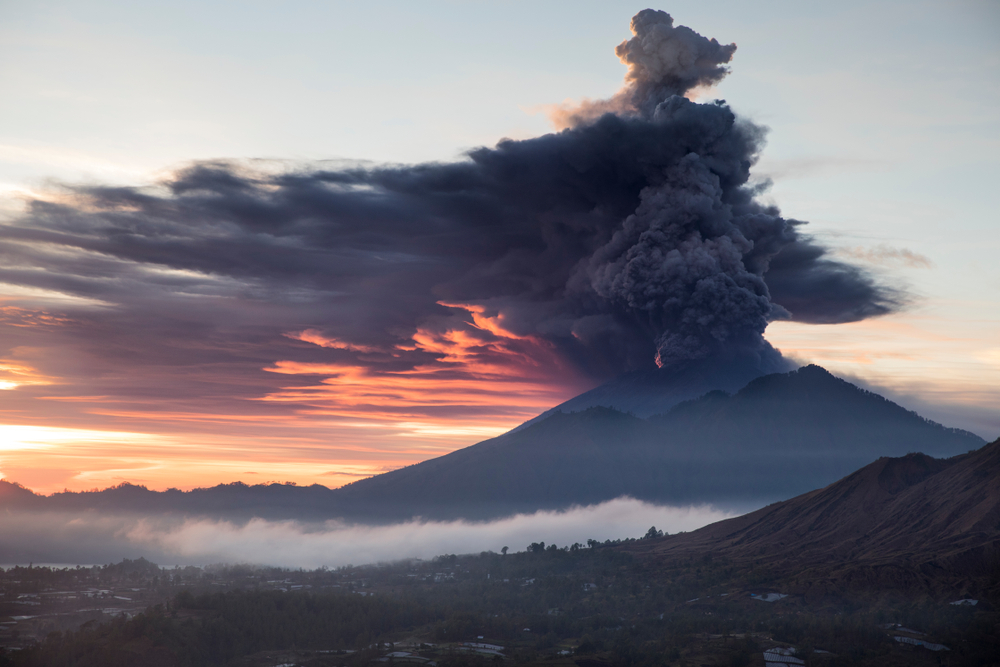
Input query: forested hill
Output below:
<box><xmin>0</xmin><ymin>479</ymin><xmax>342</xmax><ymax>521</ymax></box>
<box><xmin>0</xmin><ymin>366</ymin><xmax>985</xmax><ymax>522</ymax></box>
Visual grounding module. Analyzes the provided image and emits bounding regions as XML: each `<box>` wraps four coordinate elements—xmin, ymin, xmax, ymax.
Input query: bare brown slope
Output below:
<box><xmin>637</xmin><ymin>438</ymin><xmax>1000</xmax><ymax>573</ymax></box>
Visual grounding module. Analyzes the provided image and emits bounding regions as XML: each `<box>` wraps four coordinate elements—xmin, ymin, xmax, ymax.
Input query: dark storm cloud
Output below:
<box><xmin>0</xmin><ymin>10</ymin><xmax>899</xmax><ymax>405</ymax></box>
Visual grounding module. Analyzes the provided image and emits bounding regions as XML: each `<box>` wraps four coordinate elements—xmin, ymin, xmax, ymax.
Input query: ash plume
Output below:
<box><xmin>618</xmin><ymin>9</ymin><xmax>736</xmax><ymax>107</ymax></box>
<box><xmin>554</xmin><ymin>9</ymin><xmax>738</xmax><ymax>126</ymax></box>
<box><xmin>0</xmin><ymin>10</ymin><xmax>899</xmax><ymax>412</ymax></box>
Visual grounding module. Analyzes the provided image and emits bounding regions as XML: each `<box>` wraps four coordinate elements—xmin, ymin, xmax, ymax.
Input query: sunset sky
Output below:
<box><xmin>1</xmin><ymin>0</ymin><xmax>998</xmax><ymax>495</ymax></box>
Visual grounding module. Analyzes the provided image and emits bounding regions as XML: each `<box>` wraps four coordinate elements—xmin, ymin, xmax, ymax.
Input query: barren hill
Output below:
<box><xmin>634</xmin><ymin>437</ymin><xmax>1000</xmax><ymax>585</ymax></box>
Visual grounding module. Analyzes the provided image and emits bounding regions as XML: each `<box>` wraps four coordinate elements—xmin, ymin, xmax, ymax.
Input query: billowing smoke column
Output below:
<box><xmin>0</xmin><ymin>10</ymin><xmax>896</xmax><ymax>390</ymax></box>
<box><xmin>585</xmin><ymin>141</ymin><xmax>779</xmax><ymax>369</ymax></box>
<box><xmin>618</xmin><ymin>10</ymin><xmax>737</xmax><ymax>110</ymax></box>
<box><xmin>560</xmin><ymin>9</ymin><xmax>738</xmax><ymax>124</ymax></box>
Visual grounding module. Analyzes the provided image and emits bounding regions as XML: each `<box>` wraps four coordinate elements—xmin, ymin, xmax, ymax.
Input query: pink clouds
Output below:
<box><xmin>265</xmin><ymin>302</ymin><xmax>591</xmax><ymax>426</ymax></box>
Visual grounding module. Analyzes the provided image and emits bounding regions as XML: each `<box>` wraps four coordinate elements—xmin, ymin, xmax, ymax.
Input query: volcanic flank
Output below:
<box><xmin>628</xmin><ymin>436</ymin><xmax>1000</xmax><ymax>597</ymax></box>
<box><xmin>333</xmin><ymin>365</ymin><xmax>983</xmax><ymax>520</ymax></box>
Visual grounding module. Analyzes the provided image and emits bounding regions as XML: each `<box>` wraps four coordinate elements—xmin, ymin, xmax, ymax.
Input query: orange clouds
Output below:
<box><xmin>265</xmin><ymin>302</ymin><xmax>589</xmax><ymax>427</ymax></box>
<box><xmin>0</xmin><ymin>306</ymin><xmax>68</xmax><ymax>389</ymax></box>
<box><xmin>0</xmin><ymin>361</ymin><xmax>53</xmax><ymax>390</ymax></box>
<box><xmin>0</xmin><ymin>299</ymin><xmax>593</xmax><ymax>495</ymax></box>
<box><xmin>0</xmin><ymin>300</ymin><xmax>596</xmax><ymax>495</ymax></box>
<box><xmin>437</xmin><ymin>302</ymin><xmax>519</xmax><ymax>341</ymax></box>
<box><xmin>0</xmin><ymin>305</ymin><xmax>73</xmax><ymax>328</ymax></box>
<box><xmin>286</xmin><ymin>329</ymin><xmax>378</xmax><ymax>353</ymax></box>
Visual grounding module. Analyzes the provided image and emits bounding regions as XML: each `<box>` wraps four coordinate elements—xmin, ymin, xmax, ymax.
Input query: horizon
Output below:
<box><xmin>1</xmin><ymin>0</ymin><xmax>998</xmax><ymax>497</ymax></box>
<box><xmin>0</xmin><ymin>361</ymin><xmax>989</xmax><ymax>497</ymax></box>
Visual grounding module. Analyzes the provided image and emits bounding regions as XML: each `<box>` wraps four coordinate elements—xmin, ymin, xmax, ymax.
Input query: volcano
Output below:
<box><xmin>334</xmin><ymin>365</ymin><xmax>983</xmax><ymax>520</ymax></box>
<box><xmin>0</xmin><ymin>366</ymin><xmax>985</xmax><ymax>524</ymax></box>
<box><xmin>518</xmin><ymin>350</ymin><xmax>791</xmax><ymax>429</ymax></box>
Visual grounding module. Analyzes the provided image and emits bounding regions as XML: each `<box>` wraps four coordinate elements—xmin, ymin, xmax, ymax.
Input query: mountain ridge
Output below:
<box><xmin>331</xmin><ymin>365</ymin><xmax>984</xmax><ymax>519</ymax></box>
<box><xmin>0</xmin><ymin>365</ymin><xmax>985</xmax><ymax>523</ymax></box>
<box><xmin>634</xmin><ymin>436</ymin><xmax>1000</xmax><ymax>574</ymax></box>
<box><xmin>515</xmin><ymin>352</ymin><xmax>793</xmax><ymax>430</ymax></box>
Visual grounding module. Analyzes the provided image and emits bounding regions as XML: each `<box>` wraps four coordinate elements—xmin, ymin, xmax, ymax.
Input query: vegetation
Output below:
<box><xmin>1</xmin><ymin>537</ymin><xmax>996</xmax><ymax>667</ymax></box>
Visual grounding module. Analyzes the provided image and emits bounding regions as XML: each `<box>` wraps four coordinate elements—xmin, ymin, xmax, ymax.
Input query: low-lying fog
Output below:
<box><xmin>0</xmin><ymin>498</ymin><xmax>737</xmax><ymax>568</ymax></box>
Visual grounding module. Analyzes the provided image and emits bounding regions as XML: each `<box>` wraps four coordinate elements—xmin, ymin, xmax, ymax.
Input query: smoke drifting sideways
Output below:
<box><xmin>0</xmin><ymin>499</ymin><xmax>734</xmax><ymax>568</ymax></box>
<box><xmin>0</xmin><ymin>10</ymin><xmax>898</xmax><ymax>414</ymax></box>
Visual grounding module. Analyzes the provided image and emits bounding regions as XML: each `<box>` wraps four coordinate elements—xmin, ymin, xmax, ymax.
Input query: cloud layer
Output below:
<box><xmin>0</xmin><ymin>498</ymin><xmax>735</xmax><ymax>568</ymax></box>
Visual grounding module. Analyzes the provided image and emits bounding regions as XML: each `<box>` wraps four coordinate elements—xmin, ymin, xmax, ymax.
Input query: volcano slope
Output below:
<box><xmin>0</xmin><ymin>366</ymin><xmax>985</xmax><ymax>524</ymax></box>
<box><xmin>630</xmin><ymin>436</ymin><xmax>1000</xmax><ymax>596</ymax></box>
<box><xmin>334</xmin><ymin>365</ymin><xmax>984</xmax><ymax>521</ymax></box>
<box><xmin>521</xmin><ymin>349</ymin><xmax>792</xmax><ymax>424</ymax></box>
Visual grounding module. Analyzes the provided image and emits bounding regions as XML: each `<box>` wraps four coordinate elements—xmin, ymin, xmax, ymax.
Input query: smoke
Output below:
<box><xmin>0</xmin><ymin>10</ymin><xmax>899</xmax><ymax>422</ymax></box>
<box><xmin>838</xmin><ymin>244</ymin><xmax>933</xmax><ymax>269</ymax></box>
<box><xmin>0</xmin><ymin>498</ymin><xmax>735</xmax><ymax>568</ymax></box>
<box><xmin>552</xmin><ymin>9</ymin><xmax>737</xmax><ymax>127</ymax></box>
<box><xmin>583</xmin><ymin>145</ymin><xmax>781</xmax><ymax>368</ymax></box>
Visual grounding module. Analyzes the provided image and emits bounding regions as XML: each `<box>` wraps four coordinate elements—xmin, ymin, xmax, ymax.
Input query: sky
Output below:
<box><xmin>0</xmin><ymin>0</ymin><xmax>998</xmax><ymax>495</ymax></box>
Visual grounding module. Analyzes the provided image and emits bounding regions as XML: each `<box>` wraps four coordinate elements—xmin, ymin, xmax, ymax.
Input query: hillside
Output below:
<box><xmin>5</xmin><ymin>446</ymin><xmax>999</xmax><ymax>665</ymax></box>
<box><xmin>649</xmin><ymin>364</ymin><xmax>980</xmax><ymax>457</ymax></box>
<box><xmin>0</xmin><ymin>479</ymin><xmax>344</xmax><ymax>521</ymax></box>
<box><xmin>634</xmin><ymin>436</ymin><xmax>1000</xmax><ymax>583</ymax></box>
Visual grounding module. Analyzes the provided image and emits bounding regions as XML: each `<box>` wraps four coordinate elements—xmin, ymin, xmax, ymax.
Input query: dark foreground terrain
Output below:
<box><xmin>0</xmin><ymin>541</ymin><xmax>996</xmax><ymax>667</ymax></box>
<box><xmin>2</xmin><ymin>439</ymin><xmax>998</xmax><ymax>666</ymax></box>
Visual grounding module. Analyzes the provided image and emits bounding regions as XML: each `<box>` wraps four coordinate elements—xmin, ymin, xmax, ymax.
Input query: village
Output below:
<box><xmin>2</xmin><ymin>541</ymin><xmax>991</xmax><ymax>666</ymax></box>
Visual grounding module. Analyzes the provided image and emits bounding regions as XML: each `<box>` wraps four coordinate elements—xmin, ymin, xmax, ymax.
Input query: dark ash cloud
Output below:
<box><xmin>0</xmin><ymin>10</ymin><xmax>900</xmax><ymax>420</ymax></box>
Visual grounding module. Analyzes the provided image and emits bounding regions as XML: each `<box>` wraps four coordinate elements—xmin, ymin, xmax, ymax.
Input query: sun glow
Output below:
<box><xmin>765</xmin><ymin>312</ymin><xmax>1000</xmax><ymax>423</ymax></box>
<box><xmin>0</xmin><ymin>424</ymin><xmax>166</xmax><ymax>452</ymax></box>
<box><xmin>0</xmin><ymin>360</ymin><xmax>53</xmax><ymax>388</ymax></box>
<box><xmin>0</xmin><ymin>422</ymin><xmax>415</xmax><ymax>494</ymax></box>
